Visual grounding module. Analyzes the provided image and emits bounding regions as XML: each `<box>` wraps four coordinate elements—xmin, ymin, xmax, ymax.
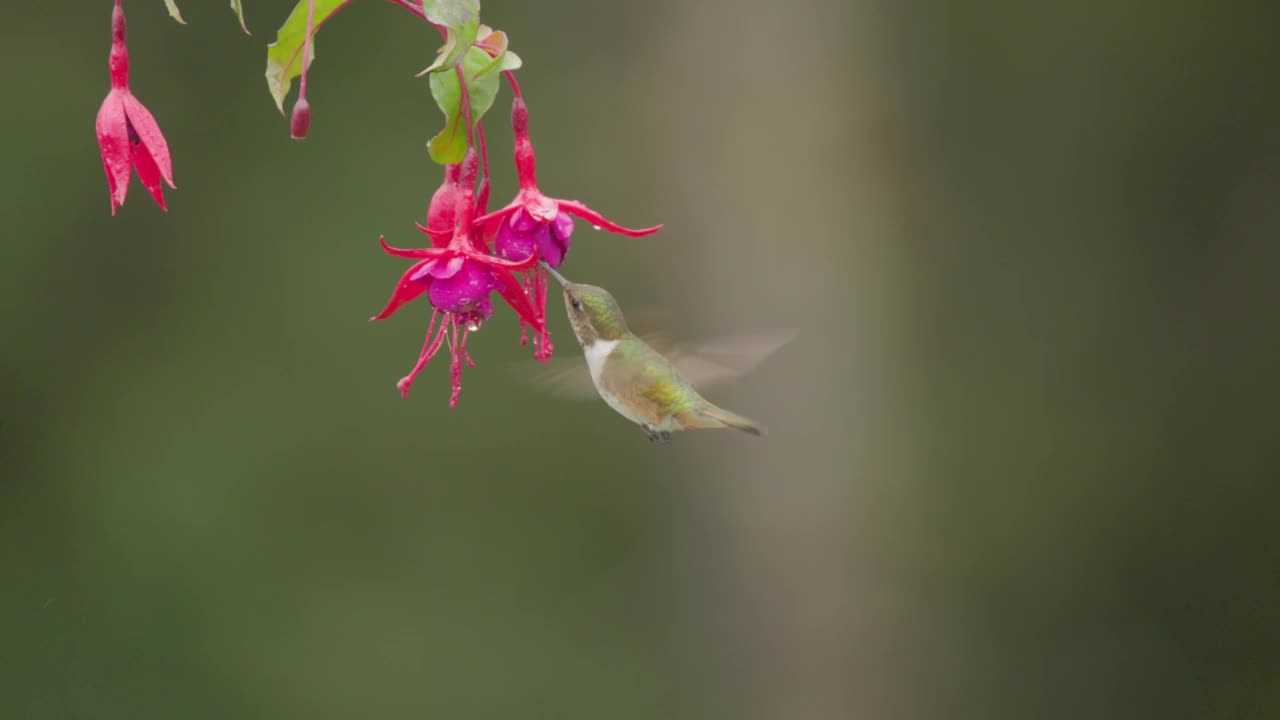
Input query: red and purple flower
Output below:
<box><xmin>371</xmin><ymin>149</ymin><xmax>543</xmax><ymax>407</ymax></box>
<box><xmin>475</xmin><ymin>95</ymin><xmax>662</xmax><ymax>264</ymax></box>
<box><xmin>96</xmin><ymin>0</ymin><xmax>175</xmax><ymax>215</ymax></box>
<box><xmin>473</xmin><ymin>93</ymin><xmax>662</xmax><ymax>351</ymax></box>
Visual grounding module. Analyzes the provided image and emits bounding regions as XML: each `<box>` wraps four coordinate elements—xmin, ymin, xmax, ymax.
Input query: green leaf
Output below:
<box><xmin>476</xmin><ymin>49</ymin><xmax>522</xmax><ymax>79</ymax></box>
<box><xmin>420</xmin><ymin>0</ymin><xmax>479</xmax><ymax>30</ymax></box>
<box><xmin>265</xmin><ymin>0</ymin><xmax>353</xmax><ymax>113</ymax></box>
<box><xmin>416</xmin><ymin>19</ymin><xmax>479</xmax><ymax>76</ymax></box>
<box><xmin>427</xmin><ymin>47</ymin><xmax>502</xmax><ymax>164</ymax></box>
<box><xmin>231</xmin><ymin>0</ymin><xmax>250</xmax><ymax>34</ymax></box>
<box><xmin>163</xmin><ymin>0</ymin><xmax>186</xmax><ymax>24</ymax></box>
<box><xmin>417</xmin><ymin>1</ymin><xmax>481</xmax><ymax>74</ymax></box>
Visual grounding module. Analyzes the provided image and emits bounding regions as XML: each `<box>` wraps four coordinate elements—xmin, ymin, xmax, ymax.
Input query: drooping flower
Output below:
<box><xmin>96</xmin><ymin>0</ymin><xmax>175</xmax><ymax>215</ymax></box>
<box><xmin>474</xmin><ymin>95</ymin><xmax>662</xmax><ymax>261</ymax></box>
<box><xmin>371</xmin><ymin>150</ymin><xmax>543</xmax><ymax>407</ymax></box>
<box><xmin>474</xmin><ymin>94</ymin><xmax>661</xmax><ymax>352</ymax></box>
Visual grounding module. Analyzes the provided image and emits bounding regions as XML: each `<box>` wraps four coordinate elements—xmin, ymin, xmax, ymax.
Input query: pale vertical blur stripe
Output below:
<box><xmin>645</xmin><ymin>1</ymin><xmax>913</xmax><ymax>718</ymax></box>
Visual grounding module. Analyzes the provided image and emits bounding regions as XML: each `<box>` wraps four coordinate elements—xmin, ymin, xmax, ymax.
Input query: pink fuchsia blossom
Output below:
<box><xmin>474</xmin><ymin>93</ymin><xmax>660</xmax><ymax>354</ymax></box>
<box><xmin>371</xmin><ymin>150</ymin><xmax>544</xmax><ymax>407</ymax></box>
<box><xmin>474</xmin><ymin>95</ymin><xmax>662</xmax><ymax>259</ymax></box>
<box><xmin>96</xmin><ymin>0</ymin><xmax>175</xmax><ymax>215</ymax></box>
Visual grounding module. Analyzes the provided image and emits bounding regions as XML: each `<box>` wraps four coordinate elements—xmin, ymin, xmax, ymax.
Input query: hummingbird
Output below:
<box><xmin>540</xmin><ymin>263</ymin><xmax>780</xmax><ymax>442</ymax></box>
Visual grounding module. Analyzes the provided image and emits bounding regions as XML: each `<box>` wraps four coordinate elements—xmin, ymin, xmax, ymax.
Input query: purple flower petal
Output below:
<box><xmin>537</xmin><ymin>212</ymin><xmax>574</xmax><ymax>268</ymax></box>
<box><xmin>428</xmin><ymin>259</ymin><xmax>500</xmax><ymax>313</ymax></box>
<box><xmin>510</xmin><ymin>207</ymin><xmax>539</xmax><ymax>234</ymax></box>
<box><xmin>495</xmin><ymin>225</ymin><xmax>535</xmax><ymax>262</ymax></box>
<box><xmin>470</xmin><ymin>296</ymin><xmax>495</xmax><ymax>322</ymax></box>
<box><xmin>551</xmin><ymin>211</ymin><xmax>575</xmax><ymax>242</ymax></box>
<box><xmin>410</xmin><ymin>255</ymin><xmax>465</xmax><ymax>282</ymax></box>
<box><xmin>495</xmin><ymin>209</ymin><xmax>551</xmax><ymax>263</ymax></box>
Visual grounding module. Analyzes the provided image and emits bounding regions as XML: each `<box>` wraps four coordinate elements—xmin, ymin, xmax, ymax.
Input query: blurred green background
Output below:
<box><xmin>3</xmin><ymin>1</ymin><xmax>1279</xmax><ymax>718</ymax></box>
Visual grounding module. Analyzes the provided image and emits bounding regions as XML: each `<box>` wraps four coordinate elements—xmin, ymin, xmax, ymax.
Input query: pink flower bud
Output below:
<box><xmin>290</xmin><ymin>98</ymin><xmax>311</xmax><ymax>140</ymax></box>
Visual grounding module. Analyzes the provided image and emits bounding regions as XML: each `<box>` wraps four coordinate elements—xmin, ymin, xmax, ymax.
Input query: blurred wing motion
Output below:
<box><xmin>665</xmin><ymin>331</ymin><xmax>796</xmax><ymax>387</ymax></box>
<box><xmin>522</xmin><ymin>329</ymin><xmax>795</xmax><ymax>400</ymax></box>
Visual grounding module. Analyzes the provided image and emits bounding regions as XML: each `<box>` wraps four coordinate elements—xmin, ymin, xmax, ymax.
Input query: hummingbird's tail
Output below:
<box><xmin>690</xmin><ymin>403</ymin><xmax>766</xmax><ymax>437</ymax></box>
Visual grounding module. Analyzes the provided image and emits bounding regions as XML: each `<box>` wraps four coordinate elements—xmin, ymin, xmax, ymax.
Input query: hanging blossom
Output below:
<box><xmin>83</xmin><ymin>0</ymin><xmax>666</xmax><ymax>412</ymax></box>
<box><xmin>475</xmin><ymin>86</ymin><xmax>662</xmax><ymax>347</ymax></box>
<box><xmin>371</xmin><ymin>149</ymin><xmax>542</xmax><ymax>407</ymax></box>
<box><xmin>96</xmin><ymin>0</ymin><xmax>175</xmax><ymax>214</ymax></box>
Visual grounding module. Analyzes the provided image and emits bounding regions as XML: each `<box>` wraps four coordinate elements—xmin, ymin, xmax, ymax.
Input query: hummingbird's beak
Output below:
<box><xmin>541</xmin><ymin>262</ymin><xmax>571</xmax><ymax>288</ymax></box>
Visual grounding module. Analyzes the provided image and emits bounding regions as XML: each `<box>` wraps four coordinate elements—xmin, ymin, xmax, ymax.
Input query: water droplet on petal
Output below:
<box><xmin>592</xmin><ymin>225</ymin><xmax>601</xmax><ymax>231</ymax></box>
<box><xmin>467</xmin><ymin>320</ymin><xmax>481</xmax><ymax>332</ymax></box>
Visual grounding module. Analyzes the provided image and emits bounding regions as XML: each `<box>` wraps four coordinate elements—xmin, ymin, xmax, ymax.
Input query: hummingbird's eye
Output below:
<box><xmin>570</xmin><ymin>297</ymin><xmax>582</xmax><ymax>310</ymax></box>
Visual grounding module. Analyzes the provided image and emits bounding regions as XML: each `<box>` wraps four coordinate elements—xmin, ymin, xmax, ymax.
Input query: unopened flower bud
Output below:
<box><xmin>290</xmin><ymin>97</ymin><xmax>311</xmax><ymax>140</ymax></box>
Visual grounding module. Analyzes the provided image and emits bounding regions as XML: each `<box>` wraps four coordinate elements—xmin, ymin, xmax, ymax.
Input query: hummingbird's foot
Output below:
<box><xmin>643</xmin><ymin>425</ymin><xmax>672</xmax><ymax>444</ymax></box>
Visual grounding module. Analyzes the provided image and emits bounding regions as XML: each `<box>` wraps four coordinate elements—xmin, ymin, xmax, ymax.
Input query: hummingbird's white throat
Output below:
<box><xmin>583</xmin><ymin>338</ymin><xmax>620</xmax><ymax>384</ymax></box>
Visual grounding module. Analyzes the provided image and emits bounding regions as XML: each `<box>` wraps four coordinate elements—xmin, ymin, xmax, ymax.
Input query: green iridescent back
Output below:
<box><xmin>618</xmin><ymin>336</ymin><xmax>704</xmax><ymax>414</ymax></box>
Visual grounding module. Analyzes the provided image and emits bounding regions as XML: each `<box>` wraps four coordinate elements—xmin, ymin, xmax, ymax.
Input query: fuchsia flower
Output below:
<box><xmin>76</xmin><ymin>0</ymin><xmax>666</xmax><ymax>415</ymax></box>
<box><xmin>475</xmin><ymin>95</ymin><xmax>662</xmax><ymax>263</ymax></box>
<box><xmin>475</xmin><ymin>93</ymin><xmax>662</xmax><ymax>350</ymax></box>
<box><xmin>96</xmin><ymin>0</ymin><xmax>175</xmax><ymax>215</ymax></box>
<box><xmin>371</xmin><ymin>149</ymin><xmax>544</xmax><ymax>407</ymax></box>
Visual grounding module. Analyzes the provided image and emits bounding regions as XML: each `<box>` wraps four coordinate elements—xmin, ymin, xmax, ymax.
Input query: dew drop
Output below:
<box><xmin>467</xmin><ymin>320</ymin><xmax>481</xmax><ymax>332</ymax></box>
<box><xmin>592</xmin><ymin>225</ymin><xmax>601</xmax><ymax>231</ymax></box>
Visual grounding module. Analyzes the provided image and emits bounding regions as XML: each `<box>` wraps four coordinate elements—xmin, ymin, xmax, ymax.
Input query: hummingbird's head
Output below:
<box><xmin>563</xmin><ymin>283</ymin><xmax>628</xmax><ymax>347</ymax></box>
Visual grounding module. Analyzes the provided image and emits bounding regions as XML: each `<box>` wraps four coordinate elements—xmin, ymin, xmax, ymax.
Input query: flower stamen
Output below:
<box><xmin>396</xmin><ymin>308</ymin><xmax>448</xmax><ymax>399</ymax></box>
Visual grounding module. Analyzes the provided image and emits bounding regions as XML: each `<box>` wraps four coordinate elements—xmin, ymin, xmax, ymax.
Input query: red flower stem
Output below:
<box><xmin>503</xmin><ymin>70</ymin><xmax>522</xmax><ymax>100</ymax></box>
<box><xmin>455</xmin><ymin>64</ymin><xmax>482</xmax><ymax>228</ymax></box>
<box><xmin>298</xmin><ymin>0</ymin><xmax>316</xmax><ymax>102</ymax></box>
<box><xmin>278</xmin><ymin>0</ymin><xmax>356</xmax><ymax>109</ymax></box>
<box><xmin>383</xmin><ymin>0</ymin><xmax>424</xmax><ymax>18</ymax></box>
<box><xmin>457</xmin><ymin>64</ymin><xmax>473</xmax><ymax>146</ymax></box>
<box><xmin>383</xmin><ymin>0</ymin><xmax>447</xmax><ymax>39</ymax></box>
<box><xmin>475</xmin><ymin>121</ymin><xmax>490</xmax><ymax>214</ymax></box>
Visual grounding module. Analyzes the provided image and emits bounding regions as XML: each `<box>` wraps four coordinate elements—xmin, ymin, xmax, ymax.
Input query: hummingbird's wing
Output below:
<box><xmin>660</xmin><ymin>331</ymin><xmax>796</xmax><ymax>389</ymax></box>
<box><xmin>521</xmin><ymin>354</ymin><xmax>598</xmax><ymax>399</ymax></box>
<box><xmin>517</xmin><ymin>330</ymin><xmax>795</xmax><ymax>400</ymax></box>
